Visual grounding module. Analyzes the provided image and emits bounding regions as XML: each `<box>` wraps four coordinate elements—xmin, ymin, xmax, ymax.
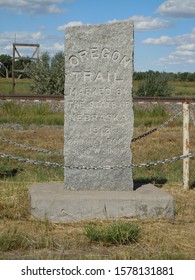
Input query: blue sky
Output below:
<box><xmin>0</xmin><ymin>0</ymin><xmax>195</xmax><ymax>72</ymax></box>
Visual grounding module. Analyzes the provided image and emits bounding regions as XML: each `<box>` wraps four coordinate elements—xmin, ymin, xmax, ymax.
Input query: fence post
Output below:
<box><xmin>183</xmin><ymin>101</ymin><xmax>190</xmax><ymax>190</ymax></box>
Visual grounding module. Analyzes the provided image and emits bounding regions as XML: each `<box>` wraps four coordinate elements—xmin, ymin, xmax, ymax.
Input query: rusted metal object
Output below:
<box><xmin>0</xmin><ymin>95</ymin><xmax>195</xmax><ymax>103</ymax></box>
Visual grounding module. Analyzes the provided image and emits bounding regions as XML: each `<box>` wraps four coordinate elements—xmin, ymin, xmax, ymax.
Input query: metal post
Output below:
<box><xmin>12</xmin><ymin>44</ymin><xmax>15</xmax><ymax>93</ymax></box>
<box><xmin>183</xmin><ymin>101</ymin><xmax>190</xmax><ymax>190</ymax></box>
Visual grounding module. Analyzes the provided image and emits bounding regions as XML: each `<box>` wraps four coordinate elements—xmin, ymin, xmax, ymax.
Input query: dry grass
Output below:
<box><xmin>0</xmin><ymin>122</ymin><xmax>195</xmax><ymax>259</ymax></box>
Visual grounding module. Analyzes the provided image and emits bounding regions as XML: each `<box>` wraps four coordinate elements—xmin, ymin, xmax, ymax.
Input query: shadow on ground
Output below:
<box><xmin>133</xmin><ymin>177</ymin><xmax>167</xmax><ymax>190</ymax></box>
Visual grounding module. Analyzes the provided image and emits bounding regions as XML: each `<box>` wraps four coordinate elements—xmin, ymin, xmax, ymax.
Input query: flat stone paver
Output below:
<box><xmin>29</xmin><ymin>183</ymin><xmax>174</xmax><ymax>222</ymax></box>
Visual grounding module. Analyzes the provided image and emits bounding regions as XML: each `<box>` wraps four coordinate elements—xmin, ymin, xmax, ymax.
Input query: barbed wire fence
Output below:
<box><xmin>0</xmin><ymin>102</ymin><xmax>195</xmax><ymax>189</ymax></box>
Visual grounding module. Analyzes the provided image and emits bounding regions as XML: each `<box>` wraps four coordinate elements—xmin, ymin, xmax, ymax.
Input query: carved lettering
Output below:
<box><xmin>68</xmin><ymin>113</ymin><xmax>127</xmax><ymax>122</ymax></box>
<box><xmin>67</xmin><ymin>47</ymin><xmax>131</xmax><ymax>69</ymax></box>
<box><xmin>112</xmin><ymin>51</ymin><xmax>121</xmax><ymax>62</ymax></box>
<box><xmin>65</xmin><ymin>87</ymin><xmax>129</xmax><ymax>97</ymax></box>
<box><xmin>66</xmin><ymin>71</ymin><xmax>123</xmax><ymax>83</ymax></box>
<box><xmin>69</xmin><ymin>55</ymin><xmax>79</xmax><ymax>66</ymax></box>
<box><xmin>78</xmin><ymin>50</ymin><xmax>87</xmax><ymax>61</ymax></box>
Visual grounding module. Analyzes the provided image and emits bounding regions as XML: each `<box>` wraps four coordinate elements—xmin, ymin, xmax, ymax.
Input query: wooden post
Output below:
<box><xmin>183</xmin><ymin>101</ymin><xmax>190</xmax><ymax>190</ymax></box>
<box><xmin>12</xmin><ymin>43</ymin><xmax>40</xmax><ymax>93</ymax></box>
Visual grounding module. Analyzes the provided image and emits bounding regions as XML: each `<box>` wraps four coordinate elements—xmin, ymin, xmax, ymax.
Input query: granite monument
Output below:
<box><xmin>64</xmin><ymin>20</ymin><xmax>134</xmax><ymax>190</ymax></box>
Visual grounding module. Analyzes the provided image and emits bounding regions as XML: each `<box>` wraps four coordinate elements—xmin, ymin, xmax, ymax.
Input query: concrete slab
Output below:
<box><xmin>28</xmin><ymin>183</ymin><xmax>174</xmax><ymax>222</ymax></box>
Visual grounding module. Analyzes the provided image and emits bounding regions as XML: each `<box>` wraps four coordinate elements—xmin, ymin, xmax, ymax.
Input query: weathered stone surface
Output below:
<box><xmin>64</xmin><ymin>20</ymin><xmax>134</xmax><ymax>190</ymax></box>
<box><xmin>29</xmin><ymin>183</ymin><xmax>174</xmax><ymax>222</ymax></box>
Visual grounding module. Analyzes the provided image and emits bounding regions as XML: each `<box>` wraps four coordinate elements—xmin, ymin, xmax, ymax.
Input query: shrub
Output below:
<box><xmin>29</xmin><ymin>52</ymin><xmax>64</xmax><ymax>95</ymax></box>
<box><xmin>136</xmin><ymin>71</ymin><xmax>172</xmax><ymax>97</ymax></box>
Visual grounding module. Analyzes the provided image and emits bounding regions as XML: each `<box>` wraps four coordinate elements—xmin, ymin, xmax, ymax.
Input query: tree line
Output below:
<box><xmin>134</xmin><ymin>70</ymin><xmax>195</xmax><ymax>82</ymax></box>
<box><xmin>0</xmin><ymin>52</ymin><xmax>195</xmax><ymax>96</ymax></box>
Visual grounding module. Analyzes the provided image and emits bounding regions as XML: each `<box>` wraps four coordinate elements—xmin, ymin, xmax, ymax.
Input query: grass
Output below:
<box><xmin>0</xmin><ymin>164</ymin><xmax>18</xmax><ymax>178</ymax></box>
<box><xmin>172</xmin><ymin>81</ymin><xmax>195</xmax><ymax>97</ymax></box>
<box><xmin>0</xmin><ymin>104</ymin><xmax>195</xmax><ymax>259</ymax></box>
<box><xmin>134</xmin><ymin>105</ymin><xmax>169</xmax><ymax>126</ymax></box>
<box><xmin>0</xmin><ymin>102</ymin><xmax>64</xmax><ymax>126</ymax></box>
<box><xmin>1</xmin><ymin>78</ymin><xmax>195</xmax><ymax>97</ymax></box>
<box><xmin>133</xmin><ymin>80</ymin><xmax>195</xmax><ymax>97</ymax></box>
<box><xmin>0</xmin><ymin>101</ymin><xmax>175</xmax><ymax>127</ymax></box>
<box><xmin>0</xmin><ymin>78</ymin><xmax>31</xmax><ymax>94</ymax></box>
<box><xmin>84</xmin><ymin>222</ymin><xmax>140</xmax><ymax>245</ymax></box>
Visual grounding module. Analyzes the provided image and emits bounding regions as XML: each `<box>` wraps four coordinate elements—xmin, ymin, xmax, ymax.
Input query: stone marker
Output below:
<box><xmin>28</xmin><ymin>20</ymin><xmax>174</xmax><ymax>222</ymax></box>
<box><xmin>64</xmin><ymin>20</ymin><xmax>134</xmax><ymax>190</ymax></box>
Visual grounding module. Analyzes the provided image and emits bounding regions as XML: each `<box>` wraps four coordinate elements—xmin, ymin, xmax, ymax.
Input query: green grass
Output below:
<box><xmin>134</xmin><ymin>105</ymin><xmax>169</xmax><ymax>126</ymax></box>
<box><xmin>1</xmin><ymin>78</ymin><xmax>195</xmax><ymax>96</ymax></box>
<box><xmin>133</xmin><ymin>80</ymin><xmax>195</xmax><ymax>97</ymax></box>
<box><xmin>0</xmin><ymin>78</ymin><xmax>31</xmax><ymax>94</ymax></box>
<box><xmin>0</xmin><ymin>102</ymin><xmax>64</xmax><ymax>126</ymax></box>
<box><xmin>0</xmin><ymin>102</ymin><xmax>173</xmax><ymax>128</ymax></box>
<box><xmin>84</xmin><ymin>222</ymin><xmax>140</xmax><ymax>245</ymax></box>
<box><xmin>172</xmin><ymin>81</ymin><xmax>195</xmax><ymax>97</ymax></box>
<box><xmin>0</xmin><ymin>164</ymin><xmax>18</xmax><ymax>178</ymax></box>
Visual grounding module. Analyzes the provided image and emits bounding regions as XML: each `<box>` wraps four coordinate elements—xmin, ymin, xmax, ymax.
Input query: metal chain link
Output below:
<box><xmin>64</xmin><ymin>153</ymin><xmax>195</xmax><ymax>169</ymax></box>
<box><xmin>0</xmin><ymin>111</ymin><xmax>181</xmax><ymax>152</ymax></box>
<box><xmin>1</xmin><ymin>151</ymin><xmax>194</xmax><ymax>170</ymax></box>
<box><xmin>0</xmin><ymin>152</ymin><xmax>64</xmax><ymax>168</ymax></box>
<box><xmin>0</xmin><ymin>109</ymin><xmax>191</xmax><ymax>170</ymax></box>
<box><xmin>0</xmin><ymin>137</ymin><xmax>63</xmax><ymax>156</ymax></box>
<box><xmin>132</xmin><ymin>110</ymin><xmax>182</xmax><ymax>142</ymax></box>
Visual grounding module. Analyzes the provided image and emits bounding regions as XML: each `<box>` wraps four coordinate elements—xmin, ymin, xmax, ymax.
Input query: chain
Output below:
<box><xmin>64</xmin><ymin>153</ymin><xmax>195</xmax><ymax>169</ymax></box>
<box><xmin>0</xmin><ymin>109</ymin><xmax>192</xmax><ymax>170</ymax></box>
<box><xmin>0</xmin><ymin>152</ymin><xmax>64</xmax><ymax>168</ymax></box>
<box><xmin>132</xmin><ymin>110</ymin><xmax>182</xmax><ymax>142</ymax></box>
<box><xmin>1</xmin><ymin>151</ymin><xmax>194</xmax><ymax>170</ymax></box>
<box><xmin>0</xmin><ymin>137</ymin><xmax>63</xmax><ymax>156</ymax></box>
<box><xmin>132</xmin><ymin>153</ymin><xmax>195</xmax><ymax>168</ymax></box>
<box><xmin>0</xmin><ymin>111</ymin><xmax>181</xmax><ymax>152</ymax></box>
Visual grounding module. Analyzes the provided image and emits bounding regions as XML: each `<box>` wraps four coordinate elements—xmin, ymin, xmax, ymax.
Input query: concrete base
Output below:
<box><xmin>28</xmin><ymin>183</ymin><xmax>174</xmax><ymax>222</ymax></box>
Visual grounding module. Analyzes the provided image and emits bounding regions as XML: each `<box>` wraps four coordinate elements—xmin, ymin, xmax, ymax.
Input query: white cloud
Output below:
<box><xmin>0</xmin><ymin>31</ymin><xmax>45</xmax><ymax>43</ymax></box>
<box><xmin>0</xmin><ymin>30</ymin><xmax>64</xmax><ymax>55</ymax></box>
<box><xmin>157</xmin><ymin>0</ymin><xmax>195</xmax><ymax>18</ymax></box>
<box><xmin>143</xmin><ymin>36</ymin><xmax>177</xmax><ymax>45</ymax></box>
<box><xmin>0</xmin><ymin>0</ymin><xmax>72</xmax><ymax>14</ymax></box>
<box><xmin>129</xmin><ymin>15</ymin><xmax>173</xmax><ymax>31</ymax></box>
<box><xmin>177</xmin><ymin>44</ymin><xmax>195</xmax><ymax>51</ymax></box>
<box><xmin>57</xmin><ymin>16</ymin><xmax>173</xmax><ymax>32</ymax></box>
<box><xmin>159</xmin><ymin>54</ymin><xmax>195</xmax><ymax>65</ymax></box>
<box><xmin>40</xmin><ymin>43</ymin><xmax>64</xmax><ymax>55</ymax></box>
<box><xmin>107</xmin><ymin>16</ymin><xmax>173</xmax><ymax>31</ymax></box>
<box><xmin>159</xmin><ymin>43</ymin><xmax>195</xmax><ymax>66</ymax></box>
<box><xmin>57</xmin><ymin>21</ymin><xmax>83</xmax><ymax>31</ymax></box>
<box><xmin>143</xmin><ymin>28</ymin><xmax>195</xmax><ymax>68</ymax></box>
<box><xmin>142</xmin><ymin>29</ymin><xmax>195</xmax><ymax>46</ymax></box>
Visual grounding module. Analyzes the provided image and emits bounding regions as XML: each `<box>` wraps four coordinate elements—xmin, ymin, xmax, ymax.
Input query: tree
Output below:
<box><xmin>29</xmin><ymin>52</ymin><xmax>65</xmax><ymax>95</ymax></box>
<box><xmin>0</xmin><ymin>54</ymin><xmax>12</xmax><ymax>78</ymax></box>
<box><xmin>50</xmin><ymin>52</ymin><xmax>65</xmax><ymax>95</ymax></box>
<box><xmin>136</xmin><ymin>71</ymin><xmax>172</xmax><ymax>97</ymax></box>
